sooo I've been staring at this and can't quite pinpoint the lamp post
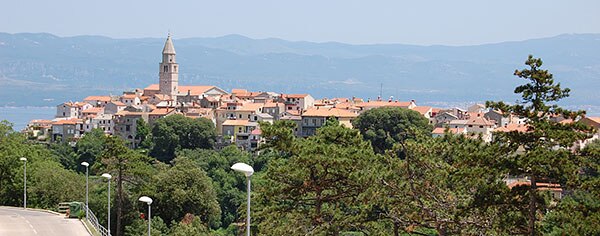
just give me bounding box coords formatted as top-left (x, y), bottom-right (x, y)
top-left (81, 162), bottom-right (89, 219)
top-left (19, 157), bottom-right (27, 208)
top-left (138, 196), bottom-right (153, 236)
top-left (231, 162), bottom-right (254, 236)
top-left (101, 173), bottom-right (112, 236)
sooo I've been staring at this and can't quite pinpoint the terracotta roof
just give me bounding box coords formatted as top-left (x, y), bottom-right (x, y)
top-left (231, 89), bottom-right (248, 94)
top-left (494, 123), bottom-right (530, 133)
top-left (302, 108), bottom-right (358, 118)
top-left (237, 103), bottom-right (264, 112)
top-left (507, 181), bottom-right (562, 191)
top-left (82, 107), bottom-right (104, 114)
top-left (223, 120), bottom-right (254, 126)
top-left (263, 102), bottom-right (282, 108)
top-left (121, 94), bottom-right (137, 99)
top-left (29, 119), bottom-right (53, 126)
top-left (449, 117), bottom-right (495, 126)
top-left (83, 96), bottom-right (112, 102)
top-left (411, 106), bottom-right (432, 115)
top-left (110, 101), bottom-right (126, 106)
top-left (149, 108), bottom-right (173, 115)
top-left (432, 127), bottom-right (465, 134)
top-left (355, 100), bottom-right (412, 108)
top-left (144, 84), bottom-right (216, 96)
top-left (585, 117), bottom-right (600, 124)
top-left (53, 118), bottom-right (81, 125)
top-left (234, 92), bottom-right (261, 98)
top-left (115, 111), bottom-right (145, 116)
top-left (180, 85), bottom-right (217, 96)
top-left (286, 110), bottom-right (301, 116)
top-left (153, 94), bottom-right (173, 101)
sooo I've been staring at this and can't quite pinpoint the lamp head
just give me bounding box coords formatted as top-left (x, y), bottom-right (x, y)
top-left (19, 157), bottom-right (27, 162)
top-left (138, 196), bottom-right (153, 205)
top-left (101, 173), bottom-right (112, 179)
top-left (231, 162), bottom-right (254, 177)
top-left (81, 162), bottom-right (89, 167)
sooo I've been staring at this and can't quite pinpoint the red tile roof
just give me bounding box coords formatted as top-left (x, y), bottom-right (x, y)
top-left (83, 96), bottom-right (112, 102)
top-left (494, 123), bottom-right (530, 133)
top-left (432, 127), bottom-right (465, 134)
top-left (411, 106), bottom-right (432, 115)
top-left (53, 118), bottom-right (81, 125)
top-left (302, 108), bottom-right (358, 118)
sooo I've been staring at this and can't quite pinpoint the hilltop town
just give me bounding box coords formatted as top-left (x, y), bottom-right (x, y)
top-left (23, 36), bottom-right (600, 150)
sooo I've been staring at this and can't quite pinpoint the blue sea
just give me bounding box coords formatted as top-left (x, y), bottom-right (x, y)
top-left (0, 107), bottom-right (56, 131)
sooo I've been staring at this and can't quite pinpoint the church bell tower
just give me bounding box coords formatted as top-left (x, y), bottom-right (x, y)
top-left (159, 34), bottom-right (179, 98)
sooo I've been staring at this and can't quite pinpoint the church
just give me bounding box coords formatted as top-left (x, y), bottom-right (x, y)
top-left (142, 34), bottom-right (227, 107)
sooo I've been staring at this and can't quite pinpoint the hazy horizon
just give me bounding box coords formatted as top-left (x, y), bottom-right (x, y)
top-left (3, 31), bottom-right (599, 47)
top-left (2, 0), bottom-right (599, 46)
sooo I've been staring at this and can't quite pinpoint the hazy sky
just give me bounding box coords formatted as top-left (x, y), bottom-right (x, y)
top-left (2, 0), bottom-right (599, 45)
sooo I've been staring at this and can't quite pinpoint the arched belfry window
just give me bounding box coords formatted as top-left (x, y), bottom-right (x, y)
top-left (164, 65), bottom-right (168, 72)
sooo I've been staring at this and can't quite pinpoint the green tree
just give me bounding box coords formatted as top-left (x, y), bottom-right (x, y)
top-left (28, 159), bottom-right (85, 209)
top-left (352, 107), bottom-right (432, 153)
top-left (542, 139), bottom-right (600, 235)
top-left (255, 120), bottom-right (379, 235)
top-left (135, 118), bottom-right (153, 150)
top-left (124, 215), bottom-right (169, 236)
top-left (152, 157), bottom-right (221, 228)
top-left (372, 132), bottom-right (511, 235)
top-left (76, 128), bottom-right (107, 173)
top-left (178, 146), bottom-right (251, 229)
top-left (486, 55), bottom-right (593, 235)
top-left (258, 120), bottom-right (297, 155)
top-left (150, 115), bottom-right (216, 162)
top-left (49, 142), bottom-right (78, 171)
top-left (169, 214), bottom-right (211, 236)
top-left (99, 136), bottom-right (156, 236)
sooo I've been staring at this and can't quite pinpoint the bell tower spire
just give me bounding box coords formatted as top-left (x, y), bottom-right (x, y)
top-left (159, 34), bottom-right (178, 98)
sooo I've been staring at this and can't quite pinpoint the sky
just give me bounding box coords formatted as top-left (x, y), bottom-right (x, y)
top-left (2, 0), bottom-right (600, 45)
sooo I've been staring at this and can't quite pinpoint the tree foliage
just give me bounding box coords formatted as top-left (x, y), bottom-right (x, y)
top-left (150, 115), bottom-right (216, 162)
top-left (178, 146), bottom-right (251, 229)
top-left (486, 55), bottom-right (594, 235)
top-left (76, 128), bottom-right (107, 173)
top-left (258, 120), bottom-right (297, 155)
top-left (152, 157), bottom-right (221, 228)
top-left (256, 120), bottom-right (380, 235)
top-left (352, 107), bottom-right (432, 153)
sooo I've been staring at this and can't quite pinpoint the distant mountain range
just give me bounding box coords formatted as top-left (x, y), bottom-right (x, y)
top-left (1, 32), bottom-right (599, 113)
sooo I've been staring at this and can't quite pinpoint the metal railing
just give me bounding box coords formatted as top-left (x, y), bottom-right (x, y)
top-left (82, 204), bottom-right (111, 236)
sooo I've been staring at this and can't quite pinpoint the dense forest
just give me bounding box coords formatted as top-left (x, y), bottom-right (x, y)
top-left (0, 56), bottom-right (598, 235)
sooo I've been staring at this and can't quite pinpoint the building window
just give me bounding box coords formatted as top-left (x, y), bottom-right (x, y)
top-left (126, 125), bottom-right (131, 132)
top-left (164, 65), bottom-right (168, 72)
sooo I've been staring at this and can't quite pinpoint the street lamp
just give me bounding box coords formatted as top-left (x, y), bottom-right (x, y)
top-left (231, 162), bottom-right (254, 236)
top-left (138, 196), bottom-right (153, 236)
top-left (19, 157), bottom-right (27, 208)
top-left (101, 173), bottom-right (112, 236)
top-left (81, 162), bottom-right (89, 219)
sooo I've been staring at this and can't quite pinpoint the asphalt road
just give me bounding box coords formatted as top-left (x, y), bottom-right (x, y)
top-left (0, 206), bottom-right (90, 236)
